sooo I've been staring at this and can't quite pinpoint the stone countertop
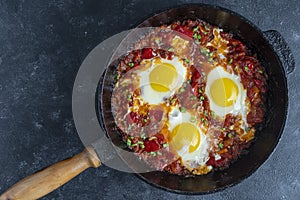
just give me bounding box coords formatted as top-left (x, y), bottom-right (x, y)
top-left (0, 0), bottom-right (299, 199)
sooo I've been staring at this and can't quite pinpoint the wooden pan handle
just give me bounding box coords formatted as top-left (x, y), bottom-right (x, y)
top-left (0, 147), bottom-right (101, 200)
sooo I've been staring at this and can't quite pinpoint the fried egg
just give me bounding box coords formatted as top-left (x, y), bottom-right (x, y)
top-left (137, 57), bottom-right (187, 104)
top-left (205, 66), bottom-right (249, 116)
top-left (167, 107), bottom-right (210, 170)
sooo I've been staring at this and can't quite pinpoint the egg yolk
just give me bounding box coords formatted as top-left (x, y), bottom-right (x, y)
top-left (149, 63), bottom-right (178, 92)
top-left (210, 78), bottom-right (239, 107)
top-left (169, 122), bottom-right (200, 153)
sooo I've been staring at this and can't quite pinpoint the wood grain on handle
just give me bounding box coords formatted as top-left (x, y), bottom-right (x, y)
top-left (0, 147), bottom-right (101, 200)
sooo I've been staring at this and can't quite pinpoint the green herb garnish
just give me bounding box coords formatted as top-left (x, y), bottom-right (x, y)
top-left (170, 98), bottom-right (176, 104)
top-left (198, 87), bottom-right (203, 93)
top-left (218, 142), bottom-right (224, 149)
top-left (258, 69), bottom-right (263, 74)
top-left (211, 111), bottom-right (216, 119)
top-left (126, 139), bottom-right (131, 146)
top-left (193, 33), bottom-right (198, 39)
top-left (228, 133), bottom-right (233, 138)
top-left (137, 141), bottom-right (144, 145)
top-left (244, 66), bottom-right (249, 71)
top-left (180, 107), bottom-right (186, 113)
top-left (163, 143), bottom-right (169, 148)
top-left (193, 26), bottom-right (199, 32)
top-left (200, 96), bottom-right (205, 101)
top-left (190, 96), bottom-right (197, 100)
top-left (229, 58), bottom-right (233, 64)
top-left (190, 117), bottom-right (196, 123)
top-left (127, 94), bottom-right (131, 101)
top-left (168, 47), bottom-right (174, 52)
top-left (185, 58), bottom-right (190, 64)
top-left (128, 62), bottom-right (134, 67)
top-left (150, 152), bottom-right (157, 156)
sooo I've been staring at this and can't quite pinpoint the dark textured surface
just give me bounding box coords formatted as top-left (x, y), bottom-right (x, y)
top-left (0, 0), bottom-right (299, 199)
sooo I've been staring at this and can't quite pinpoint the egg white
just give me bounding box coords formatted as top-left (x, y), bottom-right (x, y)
top-left (168, 108), bottom-right (210, 169)
top-left (137, 57), bottom-right (187, 105)
top-left (205, 66), bottom-right (249, 120)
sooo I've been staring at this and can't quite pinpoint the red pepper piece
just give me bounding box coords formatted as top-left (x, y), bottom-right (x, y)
top-left (190, 65), bottom-right (201, 88)
top-left (141, 48), bottom-right (156, 59)
top-left (128, 112), bottom-right (139, 124)
top-left (173, 25), bottom-right (193, 38)
top-left (144, 139), bottom-right (160, 152)
top-left (254, 79), bottom-right (261, 86)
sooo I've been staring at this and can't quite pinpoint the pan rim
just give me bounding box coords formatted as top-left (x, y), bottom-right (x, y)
top-left (97, 3), bottom-right (288, 195)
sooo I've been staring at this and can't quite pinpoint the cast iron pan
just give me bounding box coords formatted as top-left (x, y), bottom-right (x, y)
top-left (99, 4), bottom-right (295, 194)
top-left (0, 4), bottom-right (295, 199)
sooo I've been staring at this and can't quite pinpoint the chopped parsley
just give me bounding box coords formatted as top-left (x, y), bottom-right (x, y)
top-left (190, 117), bottom-right (196, 123)
top-left (245, 127), bottom-right (250, 132)
top-left (168, 47), bottom-right (174, 52)
top-left (258, 69), bottom-right (263, 74)
top-left (211, 111), bottom-right (216, 119)
top-left (190, 95), bottom-right (197, 100)
top-left (218, 142), bottom-right (224, 149)
top-left (228, 133), bottom-right (233, 138)
top-left (180, 107), bottom-right (187, 113)
top-left (200, 96), bottom-right (205, 101)
top-left (244, 66), bottom-right (249, 71)
top-left (126, 139), bottom-right (131, 146)
top-left (185, 58), bottom-right (190, 64)
top-left (137, 141), bottom-right (144, 145)
top-left (150, 152), bottom-right (157, 156)
top-left (198, 87), bottom-right (204, 93)
top-left (171, 99), bottom-right (176, 104)
top-left (229, 58), bottom-right (233, 64)
top-left (170, 98), bottom-right (176, 104)
top-left (128, 62), bottom-right (134, 67)
top-left (163, 143), bottom-right (169, 148)
top-left (127, 94), bottom-right (131, 101)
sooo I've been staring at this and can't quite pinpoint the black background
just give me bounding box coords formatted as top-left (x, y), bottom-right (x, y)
top-left (0, 0), bottom-right (299, 199)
